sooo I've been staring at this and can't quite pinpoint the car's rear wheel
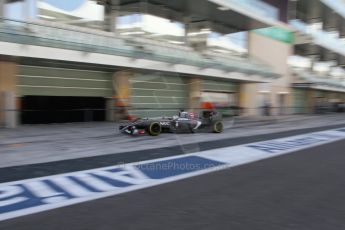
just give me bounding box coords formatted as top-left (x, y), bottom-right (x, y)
top-left (147, 122), bottom-right (161, 136)
top-left (189, 124), bottom-right (196, 133)
top-left (212, 121), bottom-right (223, 133)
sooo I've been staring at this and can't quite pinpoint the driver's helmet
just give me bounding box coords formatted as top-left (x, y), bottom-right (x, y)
top-left (179, 111), bottom-right (189, 118)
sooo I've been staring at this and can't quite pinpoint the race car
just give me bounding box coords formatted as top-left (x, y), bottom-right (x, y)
top-left (119, 110), bottom-right (223, 136)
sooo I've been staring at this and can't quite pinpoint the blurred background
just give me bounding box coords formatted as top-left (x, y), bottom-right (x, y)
top-left (0, 0), bottom-right (345, 128)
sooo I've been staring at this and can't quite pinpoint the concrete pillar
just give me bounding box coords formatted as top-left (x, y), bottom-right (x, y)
top-left (110, 9), bottom-right (117, 33)
top-left (306, 89), bottom-right (316, 114)
top-left (3, 91), bottom-right (17, 128)
top-left (0, 61), bottom-right (18, 128)
top-left (238, 83), bottom-right (259, 116)
top-left (105, 0), bottom-right (119, 33)
top-left (112, 71), bottom-right (132, 120)
top-left (339, 92), bottom-right (345, 103)
top-left (183, 17), bottom-right (190, 46)
top-left (107, 6), bottom-right (118, 33)
top-left (105, 97), bottom-right (114, 122)
top-left (322, 7), bottom-right (338, 34)
top-left (309, 56), bottom-right (320, 72)
top-left (22, 0), bottom-right (31, 21)
top-left (188, 77), bottom-right (201, 112)
top-left (286, 88), bottom-right (294, 115)
top-left (287, 0), bottom-right (298, 20)
top-left (185, 20), bottom-right (210, 51)
top-left (1, 98), bottom-right (4, 127)
top-left (0, 0), bottom-right (5, 19)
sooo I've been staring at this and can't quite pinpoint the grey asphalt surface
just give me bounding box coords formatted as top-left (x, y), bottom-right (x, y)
top-left (1, 137), bottom-right (345, 229)
top-left (1, 114), bottom-right (345, 168)
top-left (1, 122), bottom-right (345, 183)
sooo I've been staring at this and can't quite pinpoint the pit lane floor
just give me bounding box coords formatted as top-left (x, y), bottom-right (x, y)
top-left (1, 132), bottom-right (345, 229)
top-left (0, 114), bottom-right (345, 169)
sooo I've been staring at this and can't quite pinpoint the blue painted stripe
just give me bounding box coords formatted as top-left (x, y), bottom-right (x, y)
top-left (136, 156), bottom-right (224, 179)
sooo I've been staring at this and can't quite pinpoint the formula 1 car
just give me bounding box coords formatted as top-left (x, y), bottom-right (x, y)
top-left (119, 110), bottom-right (223, 136)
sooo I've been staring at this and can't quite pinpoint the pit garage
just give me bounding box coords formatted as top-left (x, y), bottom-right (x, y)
top-left (129, 73), bottom-right (189, 118)
top-left (21, 96), bottom-right (106, 124)
top-left (201, 79), bottom-right (239, 116)
top-left (17, 65), bottom-right (113, 124)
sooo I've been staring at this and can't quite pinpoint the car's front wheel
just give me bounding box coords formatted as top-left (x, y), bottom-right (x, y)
top-left (147, 122), bottom-right (162, 136)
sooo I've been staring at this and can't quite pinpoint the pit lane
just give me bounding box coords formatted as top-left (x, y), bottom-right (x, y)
top-left (1, 114), bottom-right (345, 183)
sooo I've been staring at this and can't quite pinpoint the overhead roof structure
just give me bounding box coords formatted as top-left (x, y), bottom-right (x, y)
top-left (293, 30), bottom-right (345, 65)
top-left (96, 0), bottom-right (282, 34)
top-left (294, 0), bottom-right (345, 36)
top-left (289, 0), bottom-right (345, 66)
top-left (6, 0), bottom-right (285, 34)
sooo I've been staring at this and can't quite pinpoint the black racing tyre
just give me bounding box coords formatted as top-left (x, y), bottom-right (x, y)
top-left (212, 121), bottom-right (223, 133)
top-left (147, 122), bottom-right (162, 136)
top-left (169, 122), bottom-right (177, 133)
top-left (189, 124), bottom-right (196, 133)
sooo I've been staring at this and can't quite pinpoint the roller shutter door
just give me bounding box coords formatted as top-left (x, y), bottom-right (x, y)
top-left (202, 79), bottom-right (239, 116)
top-left (202, 79), bottom-right (238, 93)
top-left (17, 65), bottom-right (113, 124)
top-left (17, 65), bottom-right (113, 97)
top-left (293, 88), bottom-right (308, 114)
top-left (130, 73), bottom-right (188, 117)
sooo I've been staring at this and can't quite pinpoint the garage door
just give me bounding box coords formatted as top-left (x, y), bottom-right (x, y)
top-left (293, 88), bottom-right (308, 114)
top-left (17, 65), bottom-right (113, 124)
top-left (202, 79), bottom-right (238, 93)
top-left (17, 65), bottom-right (113, 97)
top-left (129, 73), bottom-right (188, 117)
top-left (202, 79), bottom-right (239, 116)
